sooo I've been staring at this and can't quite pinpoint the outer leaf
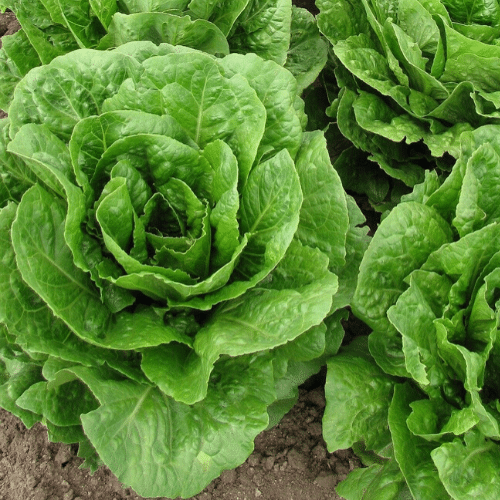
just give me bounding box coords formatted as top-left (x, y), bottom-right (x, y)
top-left (47, 0), bottom-right (105, 49)
top-left (432, 431), bottom-right (500, 499)
top-left (284, 7), bottom-right (328, 93)
top-left (323, 337), bottom-right (395, 453)
top-left (332, 194), bottom-right (370, 311)
top-left (61, 355), bottom-right (277, 499)
top-left (8, 48), bottom-right (143, 140)
top-left (353, 201), bottom-right (453, 332)
top-left (336, 459), bottom-right (410, 500)
top-left (119, 0), bottom-right (190, 12)
top-left (293, 130), bottom-right (349, 271)
top-left (317, 0), bottom-right (371, 45)
top-left (5, 0), bottom-right (78, 64)
top-left (0, 355), bottom-right (43, 429)
top-left (99, 12), bottom-right (230, 55)
top-left (0, 30), bottom-right (40, 111)
top-left (89, 0), bottom-right (117, 28)
top-left (208, 0), bottom-right (250, 35)
top-left (141, 51), bottom-right (266, 183)
top-left (0, 119), bottom-right (35, 207)
top-left (229, 0), bottom-right (292, 65)
top-left (389, 383), bottom-right (451, 500)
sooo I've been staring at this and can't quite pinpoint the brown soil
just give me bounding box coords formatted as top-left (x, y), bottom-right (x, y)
top-left (0, 3), bottom-right (365, 499)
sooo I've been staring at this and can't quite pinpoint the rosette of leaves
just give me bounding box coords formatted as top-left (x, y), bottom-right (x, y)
top-left (323, 124), bottom-right (500, 499)
top-left (317, 0), bottom-right (500, 208)
top-left (0, 0), bottom-right (327, 110)
top-left (0, 41), bottom-right (365, 498)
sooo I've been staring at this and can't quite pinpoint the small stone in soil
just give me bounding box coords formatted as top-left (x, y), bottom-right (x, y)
top-left (264, 456), bottom-right (275, 470)
top-left (286, 448), bottom-right (309, 471)
top-left (247, 453), bottom-right (261, 467)
top-left (220, 468), bottom-right (237, 484)
top-left (314, 472), bottom-right (337, 489)
top-left (312, 443), bottom-right (327, 461)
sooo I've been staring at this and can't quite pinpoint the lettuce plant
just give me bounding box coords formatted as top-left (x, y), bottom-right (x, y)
top-left (324, 125), bottom-right (500, 499)
top-left (317, 0), bottom-right (500, 206)
top-left (0, 0), bottom-right (327, 110)
top-left (0, 41), bottom-right (365, 498)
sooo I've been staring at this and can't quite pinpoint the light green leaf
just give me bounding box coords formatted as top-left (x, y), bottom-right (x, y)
top-left (9, 48), bottom-right (143, 140)
top-left (0, 119), bottom-right (35, 207)
top-left (143, 249), bottom-right (337, 404)
top-left (389, 383), bottom-right (451, 499)
top-left (238, 148), bottom-right (302, 278)
top-left (323, 337), bottom-right (395, 453)
top-left (388, 270), bottom-right (452, 385)
top-left (203, 140), bottom-right (240, 268)
top-left (336, 459), bottom-right (410, 500)
top-left (89, 0), bottom-right (117, 28)
top-left (119, 0), bottom-right (190, 12)
top-left (317, 0), bottom-right (372, 45)
top-left (0, 30), bottom-right (40, 110)
top-left (432, 431), bottom-right (500, 500)
top-left (7, 0), bottom-right (78, 64)
top-left (209, 0), bottom-right (250, 35)
top-left (142, 51), bottom-right (266, 183)
top-left (285, 7), bottom-right (328, 93)
top-left (47, 0), bottom-right (104, 49)
top-left (69, 110), bottom-right (193, 195)
top-left (59, 355), bottom-right (276, 499)
top-left (219, 52), bottom-right (305, 162)
top-left (454, 141), bottom-right (500, 236)
top-left (229, 0), bottom-right (292, 65)
top-left (99, 12), bottom-right (230, 55)
top-left (0, 358), bottom-right (44, 429)
top-left (442, 0), bottom-right (500, 25)
top-left (353, 202), bottom-right (453, 332)
top-left (293, 130), bottom-right (348, 271)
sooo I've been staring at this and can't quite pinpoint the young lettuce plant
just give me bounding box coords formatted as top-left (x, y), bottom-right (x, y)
top-left (317, 0), bottom-right (500, 208)
top-left (324, 124), bottom-right (500, 499)
top-left (0, 0), bottom-right (327, 110)
top-left (0, 41), bottom-right (363, 498)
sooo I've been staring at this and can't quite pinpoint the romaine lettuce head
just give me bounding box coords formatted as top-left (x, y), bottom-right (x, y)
top-left (0, 0), bottom-right (327, 111)
top-left (317, 0), bottom-right (500, 205)
top-left (0, 41), bottom-right (356, 498)
top-left (324, 125), bottom-right (500, 499)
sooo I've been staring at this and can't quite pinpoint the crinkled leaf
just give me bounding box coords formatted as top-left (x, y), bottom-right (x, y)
top-left (219, 52), bottom-right (305, 162)
top-left (293, 130), bottom-right (348, 271)
top-left (389, 383), bottom-right (451, 500)
top-left (284, 7), bottom-right (328, 93)
top-left (229, 0), bottom-right (292, 65)
top-left (142, 51), bottom-right (266, 183)
top-left (432, 431), bottom-right (500, 500)
top-left (8, 48), bottom-right (143, 140)
top-left (59, 355), bottom-right (276, 499)
top-left (99, 12), bottom-right (230, 55)
top-left (353, 201), bottom-right (453, 332)
top-left (323, 337), bottom-right (395, 453)
top-left (336, 459), bottom-right (410, 500)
